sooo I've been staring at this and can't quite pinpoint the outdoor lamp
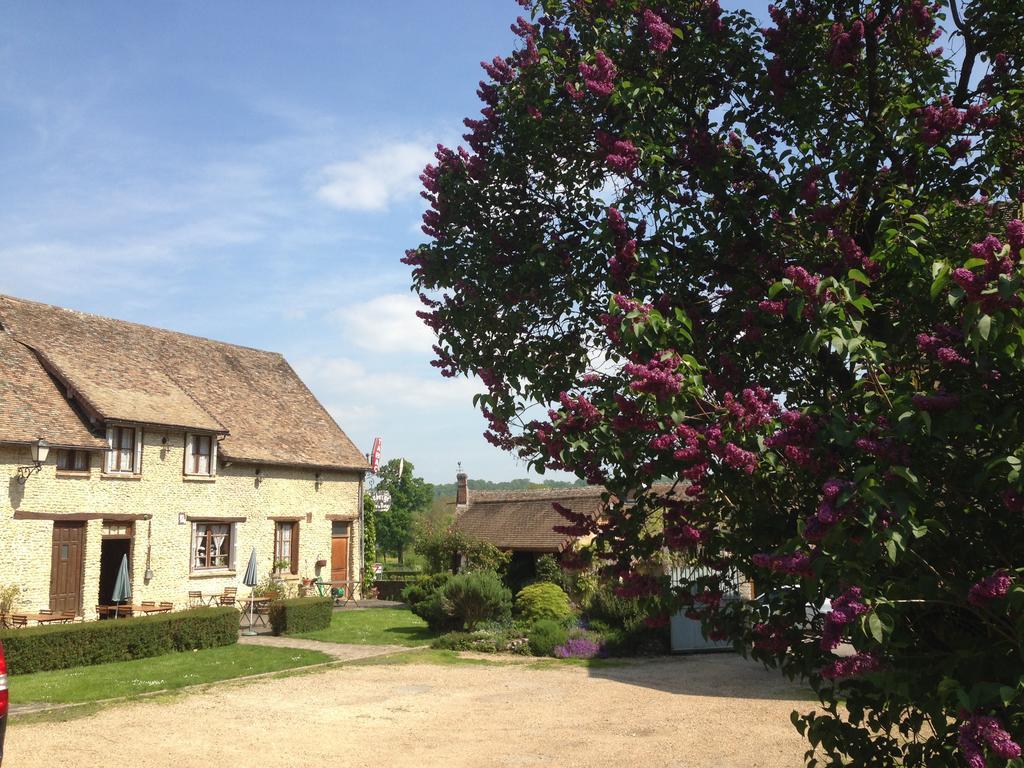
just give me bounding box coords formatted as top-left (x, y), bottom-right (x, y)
top-left (16, 438), bottom-right (50, 484)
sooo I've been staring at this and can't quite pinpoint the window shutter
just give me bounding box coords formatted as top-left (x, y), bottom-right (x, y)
top-left (291, 522), bottom-right (300, 575)
top-left (184, 434), bottom-right (194, 474)
top-left (230, 523), bottom-right (238, 570)
top-left (210, 438), bottom-right (218, 476)
top-left (134, 429), bottom-right (144, 474)
top-left (105, 427), bottom-right (114, 472)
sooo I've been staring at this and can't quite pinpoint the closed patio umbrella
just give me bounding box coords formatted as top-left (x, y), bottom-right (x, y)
top-left (111, 554), bottom-right (132, 619)
top-left (241, 548), bottom-right (258, 636)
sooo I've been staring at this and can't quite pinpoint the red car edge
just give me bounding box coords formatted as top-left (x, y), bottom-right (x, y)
top-left (0, 640), bottom-right (8, 765)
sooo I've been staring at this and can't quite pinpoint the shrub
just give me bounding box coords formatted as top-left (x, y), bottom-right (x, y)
top-left (534, 555), bottom-right (561, 585)
top-left (432, 630), bottom-right (500, 654)
top-left (590, 623), bottom-right (668, 657)
top-left (414, 524), bottom-right (510, 575)
top-left (402, 573), bottom-right (451, 608)
top-left (584, 584), bottom-right (648, 632)
top-left (554, 634), bottom-right (602, 659)
top-left (0, 585), bottom-right (21, 616)
top-left (515, 582), bottom-right (573, 623)
top-left (441, 570), bottom-right (512, 630)
top-left (403, 573), bottom-right (462, 633)
top-left (0, 607), bottom-right (238, 674)
top-left (527, 619), bottom-right (569, 657)
top-left (267, 597), bottom-right (333, 636)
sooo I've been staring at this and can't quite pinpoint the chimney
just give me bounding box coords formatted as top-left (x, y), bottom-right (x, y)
top-left (456, 471), bottom-right (469, 507)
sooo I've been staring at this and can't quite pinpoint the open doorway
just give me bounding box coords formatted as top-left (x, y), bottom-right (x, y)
top-left (98, 521), bottom-right (133, 611)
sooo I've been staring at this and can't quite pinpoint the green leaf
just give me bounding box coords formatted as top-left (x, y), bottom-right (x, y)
top-left (867, 612), bottom-right (884, 643)
top-left (978, 314), bottom-right (992, 341)
top-left (890, 466), bottom-right (919, 487)
top-left (848, 268), bottom-right (870, 286)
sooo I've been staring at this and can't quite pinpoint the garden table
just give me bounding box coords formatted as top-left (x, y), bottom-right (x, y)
top-left (239, 596), bottom-right (272, 627)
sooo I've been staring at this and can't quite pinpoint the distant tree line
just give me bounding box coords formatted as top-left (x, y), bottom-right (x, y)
top-left (430, 477), bottom-right (587, 499)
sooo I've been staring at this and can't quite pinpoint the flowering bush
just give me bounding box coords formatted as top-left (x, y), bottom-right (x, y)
top-left (407, 0), bottom-right (1024, 765)
top-left (554, 634), bottom-right (603, 659)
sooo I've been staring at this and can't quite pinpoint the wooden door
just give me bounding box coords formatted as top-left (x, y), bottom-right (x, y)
top-left (50, 521), bottom-right (85, 615)
top-left (331, 535), bottom-right (349, 584)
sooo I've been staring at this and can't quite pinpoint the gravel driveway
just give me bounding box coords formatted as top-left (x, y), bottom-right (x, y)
top-left (5, 653), bottom-right (812, 768)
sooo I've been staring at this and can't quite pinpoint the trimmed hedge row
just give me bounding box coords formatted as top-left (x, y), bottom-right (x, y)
top-left (268, 597), bottom-right (333, 635)
top-left (0, 606), bottom-right (239, 674)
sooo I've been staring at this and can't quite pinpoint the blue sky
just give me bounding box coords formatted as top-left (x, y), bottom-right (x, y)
top-left (0, 2), bottom-right (771, 484)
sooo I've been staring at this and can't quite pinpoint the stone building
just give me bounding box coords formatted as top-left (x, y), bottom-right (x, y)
top-left (0, 295), bottom-right (368, 618)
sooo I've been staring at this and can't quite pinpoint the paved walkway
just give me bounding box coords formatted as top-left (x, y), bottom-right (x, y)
top-left (236, 633), bottom-right (411, 661)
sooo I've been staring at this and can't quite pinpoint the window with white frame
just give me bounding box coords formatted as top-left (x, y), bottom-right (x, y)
top-left (191, 522), bottom-right (234, 571)
top-left (184, 433), bottom-right (217, 476)
top-left (105, 425), bottom-right (142, 474)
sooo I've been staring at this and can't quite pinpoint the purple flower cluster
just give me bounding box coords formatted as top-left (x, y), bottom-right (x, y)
top-left (784, 264), bottom-right (821, 295)
top-left (751, 551), bottom-right (813, 576)
top-left (642, 9), bottom-right (673, 53)
top-left (624, 352), bottom-right (684, 399)
top-left (579, 51), bottom-right (617, 97)
top-left (820, 652), bottom-right (879, 680)
top-left (554, 636), bottom-right (602, 659)
top-left (551, 501), bottom-right (600, 538)
top-left (917, 329), bottom-right (970, 368)
top-left (722, 387), bottom-right (778, 431)
top-left (723, 442), bottom-right (758, 474)
top-left (911, 392), bottom-right (960, 412)
top-left (821, 587), bottom-right (868, 651)
top-left (1008, 219), bottom-right (1024, 253)
top-left (766, 410), bottom-right (820, 469)
top-left (918, 97), bottom-right (993, 147)
top-left (959, 714), bottom-right (1022, 768)
top-left (757, 298), bottom-right (787, 316)
top-left (752, 622), bottom-right (790, 654)
top-left (557, 391), bottom-right (602, 430)
top-left (597, 131), bottom-right (640, 175)
top-left (804, 478), bottom-right (852, 542)
top-left (967, 571), bottom-right (1012, 607)
top-left (829, 20), bottom-right (864, 68)
top-left (481, 56), bottom-right (515, 85)
top-left (606, 206), bottom-right (640, 284)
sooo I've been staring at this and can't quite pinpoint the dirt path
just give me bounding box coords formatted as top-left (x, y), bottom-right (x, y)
top-left (236, 633), bottom-right (411, 660)
top-left (6, 654), bottom-right (812, 768)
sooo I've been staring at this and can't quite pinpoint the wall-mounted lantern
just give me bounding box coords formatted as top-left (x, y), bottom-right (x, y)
top-left (16, 438), bottom-right (50, 484)
top-left (314, 472), bottom-right (323, 490)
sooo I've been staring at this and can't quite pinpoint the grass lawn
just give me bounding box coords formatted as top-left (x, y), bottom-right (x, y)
top-left (296, 607), bottom-right (435, 647)
top-left (11, 645), bottom-right (332, 706)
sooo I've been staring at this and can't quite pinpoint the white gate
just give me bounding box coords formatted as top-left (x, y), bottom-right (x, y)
top-left (669, 563), bottom-right (741, 654)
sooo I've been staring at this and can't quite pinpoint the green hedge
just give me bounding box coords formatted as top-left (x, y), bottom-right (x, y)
top-left (268, 597), bottom-right (333, 635)
top-left (0, 607), bottom-right (239, 675)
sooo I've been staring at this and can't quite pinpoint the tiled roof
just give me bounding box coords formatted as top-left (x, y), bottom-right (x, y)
top-left (0, 295), bottom-right (368, 471)
top-left (453, 486), bottom-right (608, 552)
top-left (451, 483), bottom-right (686, 552)
top-left (0, 333), bottom-right (107, 450)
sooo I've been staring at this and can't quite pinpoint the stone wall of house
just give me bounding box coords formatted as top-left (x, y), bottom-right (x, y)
top-left (0, 430), bottom-right (363, 619)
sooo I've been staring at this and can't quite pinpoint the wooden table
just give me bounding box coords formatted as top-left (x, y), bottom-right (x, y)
top-left (97, 604), bottom-right (171, 618)
top-left (1, 612), bottom-right (74, 626)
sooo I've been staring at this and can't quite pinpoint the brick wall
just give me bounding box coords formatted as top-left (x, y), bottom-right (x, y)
top-left (0, 429), bottom-right (362, 618)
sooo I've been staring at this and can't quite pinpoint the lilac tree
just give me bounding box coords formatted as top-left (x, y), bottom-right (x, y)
top-left (406, 1), bottom-right (1024, 764)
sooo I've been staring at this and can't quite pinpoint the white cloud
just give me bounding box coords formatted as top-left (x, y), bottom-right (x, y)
top-left (315, 141), bottom-right (433, 212)
top-left (331, 292), bottom-right (434, 354)
top-left (294, 354), bottom-right (480, 416)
